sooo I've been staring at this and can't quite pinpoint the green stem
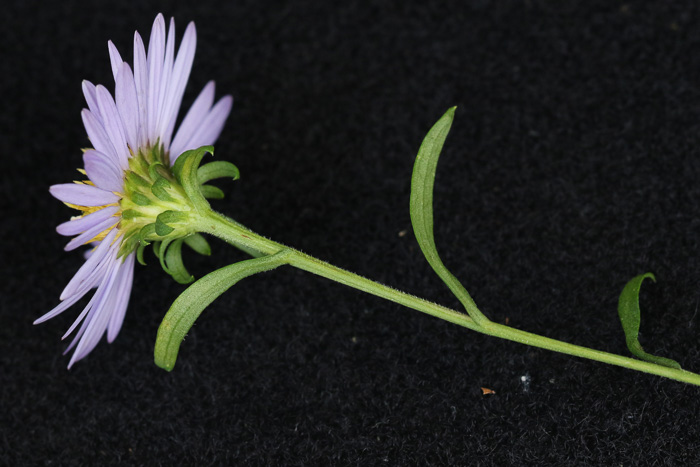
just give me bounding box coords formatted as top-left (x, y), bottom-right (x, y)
top-left (196, 209), bottom-right (700, 387)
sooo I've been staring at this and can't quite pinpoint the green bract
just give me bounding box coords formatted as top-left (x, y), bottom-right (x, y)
top-left (118, 145), bottom-right (240, 284)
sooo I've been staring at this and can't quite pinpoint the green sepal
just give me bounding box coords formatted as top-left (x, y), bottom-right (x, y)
top-left (197, 161), bottom-right (240, 184)
top-left (155, 220), bottom-right (174, 236)
top-left (618, 273), bottom-right (681, 369)
top-left (136, 242), bottom-right (149, 266)
top-left (154, 210), bottom-right (187, 237)
top-left (164, 239), bottom-right (194, 284)
top-left (154, 249), bottom-right (293, 371)
top-left (176, 146), bottom-right (214, 212)
top-left (184, 233), bottom-right (211, 256)
top-left (125, 171), bottom-right (150, 189)
top-left (158, 237), bottom-right (174, 275)
top-left (151, 176), bottom-right (174, 202)
top-left (148, 161), bottom-right (168, 181)
top-left (121, 209), bottom-right (143, 220)
top-left (200, 184), bottom-right (225, 199)
top-left (131, 192), bottom-right (152, 206)
top-left (138, 223), bottom-right (157, 243)
top-left (409, 107), bottom-right (488, 326)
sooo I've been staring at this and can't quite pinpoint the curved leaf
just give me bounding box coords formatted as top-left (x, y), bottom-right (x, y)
top-left (409, 107), bottom-right (488, 325)
top-left (618, 273), bottom-right (681, 369)
top-left (154, 249), bottom-right (293, 371)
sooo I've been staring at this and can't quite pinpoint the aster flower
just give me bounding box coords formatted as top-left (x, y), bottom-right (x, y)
top-left (36, 13), bottom-right (232, 368)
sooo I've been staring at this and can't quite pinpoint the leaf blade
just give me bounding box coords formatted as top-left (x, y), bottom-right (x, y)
top-left (409, 108), bottom-right (488, 325)
top-left (154, 250), bottom-right (292, 371)
top-left (617, 273), bottom-right (681, 369)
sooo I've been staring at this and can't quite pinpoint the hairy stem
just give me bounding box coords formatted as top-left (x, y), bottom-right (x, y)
top-left (195, 209), bottom-right (700, 387)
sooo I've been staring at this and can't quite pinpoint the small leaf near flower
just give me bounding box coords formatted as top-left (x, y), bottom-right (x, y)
top-left (155, 249), bottom-right (293, 371)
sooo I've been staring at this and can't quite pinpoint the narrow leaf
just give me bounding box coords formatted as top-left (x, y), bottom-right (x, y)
top-left (409, 107), bottom-right (488, 325)
top-left (154, 249), bottom-right (293, 371)
top-left (618, 273), bottom-right (681, 369)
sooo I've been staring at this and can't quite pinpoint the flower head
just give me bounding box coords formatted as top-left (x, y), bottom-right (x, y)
top-left (37, 14), bottom-right (232, 368)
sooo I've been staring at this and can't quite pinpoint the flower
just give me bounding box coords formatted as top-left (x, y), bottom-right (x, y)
top-left (36, 14), bottom-right (233, 368)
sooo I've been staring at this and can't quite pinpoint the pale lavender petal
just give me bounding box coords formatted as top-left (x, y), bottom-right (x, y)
top-left (156, 18), bottom-right (176, 143)
top-left (147, 14), bottom-right (166, 143)
top-left (50, 183), bottom-right (119, 206)
top-left (96, 85), bottom-right (130, 169)
top-left (133, 32), bottom-right (149, 148)
top-left (82, 81), bottom-right (102, 122)
top-left (173, 96), bottom-right (233, 159)
top-left (61, 229), bottom-right (117, 300)
top-left (34, 292), bottom-right (88, 325)
top-left (63, 244), bottom-right (120, 350)
top-left (107, 254), bottom-right (135, 342)
top-left (56, 205), bottom-right (119, 236)
top-left (107, 41), bottom-right (123, 82)
top-left (115, 62), bottom-right (140, 152)
top-left (84, 243), bottom-right (99, 260)
top-left (84, 150), bottom-right (123, 192)
top-left (67, 251), bottom-right (123, 368)
top-left (160, 22), bottom-right (197, 149)
top-left (169, 81), bottom-right (215, 159)
top-left (64, 217), bottom-right (119, 251)
top-left (82, 109), bottom-right (119, 163)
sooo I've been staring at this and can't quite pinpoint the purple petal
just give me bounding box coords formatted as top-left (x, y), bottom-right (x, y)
top-left (108, 40), bottom-right (123, 82)
top-left (64, 218), bottom-right (118, 252)
top-left (107, 253), bottom-right (135, 342)
top-left (60, 229), bottom-right (118, 300)
top-left (96, 85), bottom-right (130, 169)
top-left (115, 62), bottom-right (140, 152)
top-left (83, 149), bottom-right (123, 192)
top-left (56, 205), bottom-right (119, 236)
top-left (160, 22), bottom-right (197, 149)
top-left (50, 183), bottom-right (119, 206)
top-left (133, 32), bottom-right (149, 149)
top-left (169, 81), bottom-right (215, 160)
top-left (175, 96), bottom-right (233, 157)
top-left (82, 81), bottom-right (102, 122)
top-left (67, 251), bottom-right (123, 368)
top-left (147, 14), bottom-right (166, 144)
top-left (34, 291), bottom-right (88, 325)
top-left (156, 18), bottom-right (176, 143)
top-left (82, 109), bottom-right (119, 164)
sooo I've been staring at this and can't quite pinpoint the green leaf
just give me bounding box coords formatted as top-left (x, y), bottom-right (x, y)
top-left (154, 249), bottom-right (293, 371)
top-left (409, 107), bottom-right (488, 325)
top-left (184, 233), bottom-right (211, 256)
top-left (198, 160), bottom-right (240, 184)
top-left (164, 238), bottom-right (194, 284)
top-left (618, 273), bottom-right (681, 369)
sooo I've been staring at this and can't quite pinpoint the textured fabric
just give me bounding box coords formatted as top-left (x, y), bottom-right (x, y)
top-left (3, 1), bottom-right (700, 464)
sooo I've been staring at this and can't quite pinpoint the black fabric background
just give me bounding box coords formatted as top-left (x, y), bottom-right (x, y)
top-left (3, 0), bottom-right (700, 465)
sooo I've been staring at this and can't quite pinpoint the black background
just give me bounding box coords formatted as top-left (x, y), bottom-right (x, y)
top-left (3, 0), bottom-right (700, 465)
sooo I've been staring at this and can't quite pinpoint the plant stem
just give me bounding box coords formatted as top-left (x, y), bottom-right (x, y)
top-left (196, 209), bottom-right (700, 387)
